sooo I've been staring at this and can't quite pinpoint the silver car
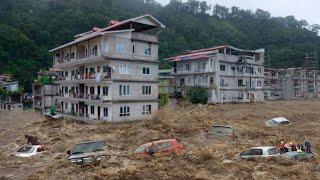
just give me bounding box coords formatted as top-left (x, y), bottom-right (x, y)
top-left (239, 146), bottom-right (280, 159)
top-left (265, 117), bottom-right (290, 127)
top-left (67, 141), bottom-right (110, 164)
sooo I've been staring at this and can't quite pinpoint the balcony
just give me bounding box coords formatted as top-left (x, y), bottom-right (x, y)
top-left (173, 67), bottom-right (215, 75)
top-left (54, 54), bottom-right (104, 68)
top-left (57, 93), bottom-right (111, 102)
top-left (56, 72), bottom-right (112, 83)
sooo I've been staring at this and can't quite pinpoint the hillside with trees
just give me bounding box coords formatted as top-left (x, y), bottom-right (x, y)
top-left (1, 0), bottom-right (320, 90)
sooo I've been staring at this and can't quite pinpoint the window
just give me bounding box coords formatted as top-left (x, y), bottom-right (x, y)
top-left (90, 86), bottom-right (94, 94)
top-left (132, 44), bottom-right (135, 53)
top-left (92, 45), bottom-right (98, 56)
top-left (220, 79), bottom-right (227, 86)
top-left (144, 47), bottom-right (151, 55)
top-left (65, 87), bottom-right (68, 94)
top-left (238, 79), bottom-right (243, 86)
top-left (186, 64), bottom-right (190, 71)
top-left (220, 64), bottom-right (226, 71)
top-left (103, 66), bottom-right (110, 73)
top-left (142, 105), bottom-right (152, 115)
top-left (103, 87), bottom-right (108, 96)
top-left (250, 149), bottom-right (263, 156)
top-left (70, 52), bottom-right (75, 59)
top-left (97, 86), bottom-right (101, 95)
top-left (120, 106), bottom-right (130, 117)
top-left (142, 86), bottom-right (152, 95)
top-left (65, 71), bottom-right (69, 77)
top-left (202, 63), bottom-right (206, 70)
top-left (258, 68), bottom-right (262, 73)
top-left (103, 107), bottom-right (108, 117)
top-left (119, 85), bottom-right (130, 95)
top-left (257, 81), bottom-right (262, 87)
top-left (143, 67), bottom-right (150, 75)
top-left (91, 106), bottom-right (94, 115)
top-left (116, 44), bottom-right (125, 53)
top-left (119, 65), bottom-right (130, 74)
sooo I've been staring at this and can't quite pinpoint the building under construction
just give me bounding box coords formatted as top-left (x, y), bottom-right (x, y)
top-left (264, 53), bottom-right (319, 100)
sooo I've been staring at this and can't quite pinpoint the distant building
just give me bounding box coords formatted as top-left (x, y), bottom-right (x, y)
top-left (50, 14), bottom-right (165, 122)
top-left (0, 74), bottom-right (22, 109)
top-left (33, 69), bottom-right (61, 114)
top-left (168, 45), bottom-right (265, 103)
top-left (264, 67), bottom-right (319, 100)
top-left (158, 69), bottom-right (175, 97)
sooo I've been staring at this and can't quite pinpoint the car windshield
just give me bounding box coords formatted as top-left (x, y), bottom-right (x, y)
top-left (71, 141), bottom-right (104, 155)
top-left (268, 120), bottom-right (279, 126)
top-left (17, 146), bottom-right (35, 153)
top-left (211, 126), bottom-right (233, 135)
top-left (279, 121), bottom-right (289, 125)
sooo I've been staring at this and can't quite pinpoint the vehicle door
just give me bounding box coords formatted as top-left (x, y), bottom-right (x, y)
top-left (156, 142), bottom-right (173, 153)
top-left (267, 148), bottom-right (280, 157)
top-left (294, 153), bottom-right (308, 160)
top-left (241, 149), bottom-right (263, 158)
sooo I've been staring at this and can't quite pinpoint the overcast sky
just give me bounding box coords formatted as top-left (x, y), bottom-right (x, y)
top-left (156, 0), bottom-right (320, 25)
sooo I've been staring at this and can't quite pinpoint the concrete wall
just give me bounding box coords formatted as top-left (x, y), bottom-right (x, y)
top-left (111, 102), bottom-right (158, 122)
top-left (110, 82), bottom-right (158, 101)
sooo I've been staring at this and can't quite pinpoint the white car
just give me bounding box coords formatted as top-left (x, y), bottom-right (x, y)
top-left (13, 145), bottom-right (47, 157)
top-left (239, 146), bottom-right (280, 159)
top-left (265, 117), bottom-right (290, 127)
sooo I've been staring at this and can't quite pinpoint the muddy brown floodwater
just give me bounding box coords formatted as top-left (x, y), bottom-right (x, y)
top-left (0, 100), bottom-right (320, 179)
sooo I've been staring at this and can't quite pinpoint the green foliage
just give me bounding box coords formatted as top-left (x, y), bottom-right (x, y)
top-left (186, 86), bottom-right (208, 104)
top-left (0, 88), bottom-right (11, 98)
top-left (159, 93), bottom-right (169, 107)
top-left (0, 0), bottom-right (320, 91)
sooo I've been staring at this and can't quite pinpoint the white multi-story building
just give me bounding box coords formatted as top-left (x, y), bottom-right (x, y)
top-left (169, 45), bottom-right (265, 103)
top-left (50, 14), bottom-right (165, 122)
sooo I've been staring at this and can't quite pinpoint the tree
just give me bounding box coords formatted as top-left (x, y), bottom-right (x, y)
top-left (213, 4), bottom-right (229, 19)
top-left (199, 1), bottom-right (210, 15)
top-left (255, 9), bottom-right (270, 20)
top-left (186, 86), bottom-right (209, 104)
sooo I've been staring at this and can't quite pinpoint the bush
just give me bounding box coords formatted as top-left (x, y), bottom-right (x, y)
top-left (186, 86), bottom-right (208, 104)
top-left (159, 93), bottom-right (169, 107)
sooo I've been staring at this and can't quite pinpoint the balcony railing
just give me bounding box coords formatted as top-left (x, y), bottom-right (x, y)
top-left (60, 93), bottom-right (108, 101)
top-left (57, 72), bottom-right (112, 82)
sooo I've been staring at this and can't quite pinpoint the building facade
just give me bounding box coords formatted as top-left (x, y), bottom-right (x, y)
top-left (50, 14), bottom-right (165, 122)
top-left (264, 67), bottom-right (319, 100)
top-left (33, 70), bottom-right (61, 114)
top-left (0, 74), bottom-right (22, 109)
top-left (169, 45), bottom-right (265, 103)
top-left (158, 69), bottom-right (175, 97)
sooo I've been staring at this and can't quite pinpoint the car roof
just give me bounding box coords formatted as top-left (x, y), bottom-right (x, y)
top-left (76, 140), bottom-right (104, 145)
top-left (270, 117), bottom-right (289, 123)
top-left (140, 139), bottom-right (178, 147)
top-left (212, 125), bottom-right (233, 129)
top-left (21, 145), bottom-right (42, 148)
top-left (251, 146), bottom-right (276, 150)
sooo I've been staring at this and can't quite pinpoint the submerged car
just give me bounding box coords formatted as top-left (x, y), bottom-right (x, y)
top-left (282, 151), bottom-right (313, 160)
top-left (135, 139), bottom-right (184, 155)
top-left (239, 146), bottom-right (280, 159)
top-left (67, 141), bottom-right (110, 164)
top-left (44, 112), bottom-right (63, 120)
top-left (204, 125), bottom-right (236, 141)
top-left (265, 117), bottom-right (290, 127)
top-left (13, 145), bottom-right (47, 157)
